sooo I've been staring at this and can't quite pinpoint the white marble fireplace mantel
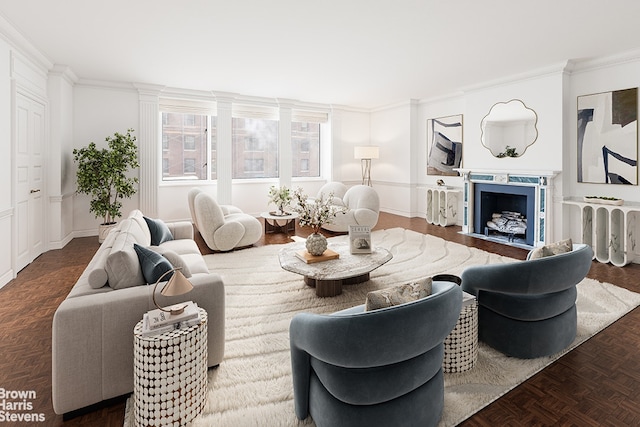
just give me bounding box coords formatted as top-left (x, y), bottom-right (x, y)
top-left (454, 168), bottom-right (560, 247)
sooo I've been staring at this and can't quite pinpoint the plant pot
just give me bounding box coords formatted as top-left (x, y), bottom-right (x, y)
top-left (306, 233), bottom-right (328, 256)
top-left (98, 222), bottom-right (117, 243)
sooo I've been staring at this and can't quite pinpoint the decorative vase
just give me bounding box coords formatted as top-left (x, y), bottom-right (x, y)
top-left (277, 204), bottom-right (286, 216)
top-left (306, 233), bottom-right (327, 256)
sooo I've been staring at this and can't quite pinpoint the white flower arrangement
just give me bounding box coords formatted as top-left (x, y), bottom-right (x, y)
top-left (268, 185), bottom-right (292, 214)
top-left (292, 187), bottom-right (345, 234)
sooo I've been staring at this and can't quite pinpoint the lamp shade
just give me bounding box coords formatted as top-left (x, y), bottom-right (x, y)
top-left (161, 269), bottom-right (193, 296)
top-left (354, 146), bottom-right (379, 160)
top-left (152, 267), bottom-right (194, 315)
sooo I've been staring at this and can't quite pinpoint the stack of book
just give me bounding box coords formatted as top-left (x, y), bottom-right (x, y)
top-left (141, 301), bottom-right (201, 337)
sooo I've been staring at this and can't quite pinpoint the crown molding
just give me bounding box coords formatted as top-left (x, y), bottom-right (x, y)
top-left (460, 61), bottom-right (570, 94)
top-left (567, 48), bottom-right (640, 75)
top-left (0, 13), bottom-right (52, 71)
top-left (49, 64), bottom-right (78, 85)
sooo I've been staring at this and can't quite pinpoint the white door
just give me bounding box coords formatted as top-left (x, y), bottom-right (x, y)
top-left (15, 92), bottom-right (45, 272)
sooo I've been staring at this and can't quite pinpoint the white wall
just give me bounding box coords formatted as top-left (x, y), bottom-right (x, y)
top-left (0, 39), bottom-right (12, 287)
top-left (72, 84), bottom-right (139, 235)
top-left (48, 66), bottom-right (76, 248)
top-left (370, 102), bottom-right (414, 216)
top-left (463, 70), bottom-right (565, 174)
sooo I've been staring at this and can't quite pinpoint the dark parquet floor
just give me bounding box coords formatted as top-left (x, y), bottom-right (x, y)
top-left (1, 212), bottom-right (639, 426)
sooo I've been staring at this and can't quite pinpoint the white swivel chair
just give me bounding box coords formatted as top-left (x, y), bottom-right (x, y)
top-left (189, 188), bottom-right (262, 251)
top-left (322, 185), bottom-right (380, 232)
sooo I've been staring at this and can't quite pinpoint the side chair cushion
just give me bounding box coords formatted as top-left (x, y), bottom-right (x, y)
top-left (365, 278), bottom-right (432, 311)
top-left (144, 216), bottom-right (174, 246)
top-left (134, 243), bottom-right (174, 284)
top-left (528, 238), bottom-right (572, 260)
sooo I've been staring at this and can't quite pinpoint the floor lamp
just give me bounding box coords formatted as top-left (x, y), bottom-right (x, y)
top-left (354, 146), bottom-right (379, 186)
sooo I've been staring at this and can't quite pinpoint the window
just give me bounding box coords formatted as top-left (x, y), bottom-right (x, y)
top-left (232, 115), bottom-right (278, 179)
top-left (292, 121), bottom-right (320, 177)
top-left (184, 158), bottom-right (196, 174)
top-left (161, 112), bottom-right (213, 181)
top-left (244, 158), bottom-right (265, 173)
top-left (184, 135), bottom-right (196, 150)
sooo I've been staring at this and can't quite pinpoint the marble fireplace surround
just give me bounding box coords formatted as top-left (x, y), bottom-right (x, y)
top-left (456, 169), bottom-right (559, 248)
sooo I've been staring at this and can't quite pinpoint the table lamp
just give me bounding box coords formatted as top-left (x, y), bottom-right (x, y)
top-left (354, 146), bottom-right (379, 186)
top-left (152, 267), bottom-right (193, 315)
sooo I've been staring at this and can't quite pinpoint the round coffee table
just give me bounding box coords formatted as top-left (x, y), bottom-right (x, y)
top-left (278, 242), bottom-right (392, 297)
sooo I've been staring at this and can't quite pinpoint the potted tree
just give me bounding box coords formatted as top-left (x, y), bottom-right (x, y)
top-left (73, 128), bottom-right (140, 242)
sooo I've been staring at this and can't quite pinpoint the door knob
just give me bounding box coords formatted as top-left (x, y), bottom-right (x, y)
top-left (30, 189), bottom-right (40, 194)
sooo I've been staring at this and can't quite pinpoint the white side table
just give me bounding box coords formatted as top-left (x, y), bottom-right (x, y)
top-left (261, 211), bottom-right (298, 235)
top-left (133, 308), bottom-right (208, 426)
top-left (426, 187), bottom-right (460, 227)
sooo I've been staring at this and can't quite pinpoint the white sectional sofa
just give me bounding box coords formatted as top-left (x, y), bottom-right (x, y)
top-left (52, 210), bottom-right (225, 415)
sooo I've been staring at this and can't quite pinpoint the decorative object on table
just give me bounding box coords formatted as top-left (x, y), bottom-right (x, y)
top-left (151, 267), bottom-right (194, 315)
top-left (427, 114), bottom-right (462, 176)
top-left (134, 308), bottom-right (208, 426)
top-left (142, 301), bottom-right (201, 337)
top-left (582, 195), bottom-right (624, 205)
top-left (294, 248), bottom-right (339, 264)
top-left (292, 187), bottom-right (345, 256)
top-left (578, 87), bottom-right (638, 185)
top-left (349, 225), bottom-right (372, 254)
top-left (354, 146), bottom-right (379, 186)
top-left (73, 128), bottom-right (139, 242)
top-left (268, 185), bottom-right (292, 215)
top-left (305, 232), bottom-right (328, 256)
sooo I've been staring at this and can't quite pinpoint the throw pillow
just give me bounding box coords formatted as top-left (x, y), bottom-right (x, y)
top-left (365, 277), bottom-right (432, 311)
top-left (528, 238), bottom-right (573, 260)
top-left (134, 243), bottom-right (174, 284)
top-left (144, 216), bottom-right (174, 246)
top-left (148, 246), bottom-right (192, 278)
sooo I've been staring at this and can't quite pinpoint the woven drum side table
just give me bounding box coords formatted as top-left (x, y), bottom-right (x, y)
top-left (443, 300), bottom-right (478, 373)
top-left (133, 308), bottom-right (208, 426)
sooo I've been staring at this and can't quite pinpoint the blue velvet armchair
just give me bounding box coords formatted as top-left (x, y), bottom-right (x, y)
top-left (461, 243), bottom-right (593, 359)
top-left (289, 281), bottom-right (462, 427)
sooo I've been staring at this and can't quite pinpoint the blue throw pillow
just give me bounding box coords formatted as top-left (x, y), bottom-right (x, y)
top-left (144, 216), bottom-right (174, 246)
top-left (134, 243), bottom-right (174, 284)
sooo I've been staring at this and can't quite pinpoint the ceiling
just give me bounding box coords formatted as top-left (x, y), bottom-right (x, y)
top-left (1, 0), bottom-right (639, 109)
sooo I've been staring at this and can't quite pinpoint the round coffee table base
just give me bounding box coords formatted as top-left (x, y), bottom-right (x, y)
top-left (304, 273), bottom-right (370, 297)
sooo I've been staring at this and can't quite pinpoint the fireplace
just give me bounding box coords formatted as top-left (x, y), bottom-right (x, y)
top-left (474, 183), bottom-right (536, 246)
top-left (457, 169), bottom-right (558, 248)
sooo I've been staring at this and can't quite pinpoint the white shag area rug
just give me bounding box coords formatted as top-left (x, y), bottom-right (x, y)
top-left (124, 228), bottom-right (640, 426)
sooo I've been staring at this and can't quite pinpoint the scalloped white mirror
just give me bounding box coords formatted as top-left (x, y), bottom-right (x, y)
top-left (481, 99), bottom-right (538, 158)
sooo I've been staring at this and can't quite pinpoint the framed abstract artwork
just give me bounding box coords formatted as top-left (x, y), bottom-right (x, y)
top-left (577, 87), bottom-right (638, 184)
top-left (427, 114), bottom-right (463, 176)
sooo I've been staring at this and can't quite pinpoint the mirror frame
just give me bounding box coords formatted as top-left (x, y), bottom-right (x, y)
top-left (480, 99), bottom-right (538, 158)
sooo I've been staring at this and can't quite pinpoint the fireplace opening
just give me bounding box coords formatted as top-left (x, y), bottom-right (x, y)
top-left (474, 183), bottom-right (536, 246)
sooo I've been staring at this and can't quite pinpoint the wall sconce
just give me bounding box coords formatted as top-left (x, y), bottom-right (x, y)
top-left (354, 146), bottom-right (379, 186)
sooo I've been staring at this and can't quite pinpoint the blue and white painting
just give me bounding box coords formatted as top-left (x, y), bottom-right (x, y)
top-left (577, 88), bottom-right (638, 184)
top-left (427, 114), bottom-right (463, 176)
